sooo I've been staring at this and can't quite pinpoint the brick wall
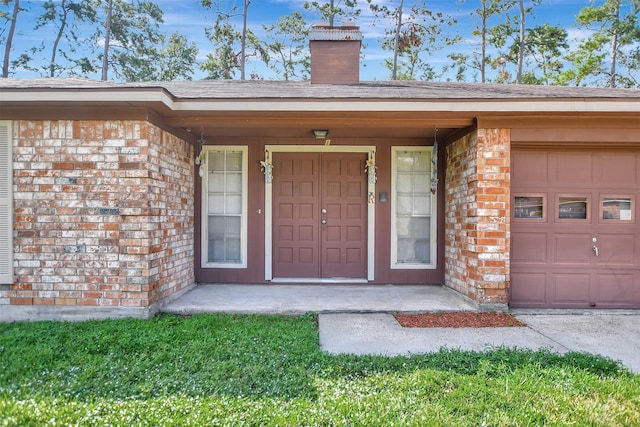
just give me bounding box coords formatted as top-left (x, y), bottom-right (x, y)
top-left (1, 120), bottom-right (194, 314)
top-left (445, 129), bottom-right (510, 308)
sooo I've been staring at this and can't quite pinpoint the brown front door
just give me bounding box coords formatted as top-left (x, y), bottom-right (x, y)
top-left (272, 152), bottom-right (367, 279)
top-left (511, 149), bottom-right (640, 309)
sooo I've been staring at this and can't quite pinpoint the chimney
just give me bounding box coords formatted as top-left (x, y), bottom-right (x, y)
top-left (309, 23), bottom-right (363, 84)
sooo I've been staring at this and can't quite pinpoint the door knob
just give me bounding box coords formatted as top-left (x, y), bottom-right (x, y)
top-left (321, 219), bottom-right (327, 225)
top-left (592, 245), bottom-right (599, 257)
top-left (321, 208), bottom-right (327, 214)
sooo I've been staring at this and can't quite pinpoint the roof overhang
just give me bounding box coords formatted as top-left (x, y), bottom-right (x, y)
top-left (2, 83), bottom-right (639, 141)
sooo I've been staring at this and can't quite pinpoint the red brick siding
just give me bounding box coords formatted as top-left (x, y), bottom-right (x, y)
top-left (2, 120), bottom-right (194, 308)
top-left (445, 129), bottom-right (510, 306)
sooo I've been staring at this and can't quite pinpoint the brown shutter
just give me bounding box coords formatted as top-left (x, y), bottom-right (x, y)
top-left (0, 121), bottom-right (13, 284)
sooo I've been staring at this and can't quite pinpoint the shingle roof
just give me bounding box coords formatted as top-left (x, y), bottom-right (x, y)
top-left (1, 77), bottom-right (638, 100)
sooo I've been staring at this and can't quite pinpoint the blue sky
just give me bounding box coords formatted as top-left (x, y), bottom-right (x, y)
top-left (5, 0), bottom-right (595, 81)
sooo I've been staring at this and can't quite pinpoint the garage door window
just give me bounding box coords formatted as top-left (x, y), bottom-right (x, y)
top-left (602, 197), bottom-right (633, 221)
top-left (514, 195), bottom-right (544, 219)
top-left (558, 196), bottom-right (588, 220)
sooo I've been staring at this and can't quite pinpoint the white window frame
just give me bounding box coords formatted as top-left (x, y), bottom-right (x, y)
top-left (0, 121), bottom-right (13, 284)
top-left (391, 146), bottom-right (437, 270)
top-left (201, 146), bottom-right (248, 269)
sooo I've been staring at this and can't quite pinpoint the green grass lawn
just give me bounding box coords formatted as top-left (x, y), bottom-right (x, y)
top-left (1, 314), bottom-right (638, 426)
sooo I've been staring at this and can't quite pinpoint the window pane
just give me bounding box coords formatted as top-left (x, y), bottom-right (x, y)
top-left (397, 173), bottom-right (412, 191)
top-left (209, 238), bottom-right (225, 262)
top-left (226, 173), bottom-right (242, 193)
top-left (226, 152), bottom-right (243, 171)
top-left (603, 198), bottom-right (632, 220)
top-left (396, 217), bottom-right (410, 236)
top-left (208, 194), bottom-right (224, 214)
top-left (397, 195), bottom-right (413, 215)
top-left (559, 197), bottom-right (587, 219)
top-left (397, 238), bottom-right (430, 263)
top-left (413, 173), bottom-right (430, 193)
top-left (414, 195), bottom-right (431, 215)
top-left (396, 155), bottom-right (414, 171)
top-left (209, 173), bottom-right (224, 192)
top-left (397, 239), bottom-right (413, 262)
top-left (208, 216), bottom-right (225, 235)
top-left (413, 152), bottom-right (430, 171)
top-left (226, 238), bottom-right (241, 260)
top-left (209, 152), bottom-right (225, 171)
top-left (225, 216), bottom-right (241, 234)
top-left (515, 196), bottom-right (543, 219)
top-left (226, 195), bottom-right (242, 214)
top-left (409, 217), bottom-right (430, 238)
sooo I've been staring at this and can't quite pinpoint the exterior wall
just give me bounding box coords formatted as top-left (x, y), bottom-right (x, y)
top-left (1, 120), bottom-right (195, 319)
top-left (445, 129), bottom-right (510, 309)
top-left (196, 137), bottom-right (445, 285)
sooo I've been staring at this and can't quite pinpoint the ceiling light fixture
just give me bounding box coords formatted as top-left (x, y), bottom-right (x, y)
top-left (312, 129), bottom-right (329, 139)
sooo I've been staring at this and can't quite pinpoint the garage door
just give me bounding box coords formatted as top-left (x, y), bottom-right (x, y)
top-left (511, 149), bottom-right (640, 309)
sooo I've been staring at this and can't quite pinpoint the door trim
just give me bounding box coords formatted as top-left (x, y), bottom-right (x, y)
top-left (264, 145), bottom-right (376, 281)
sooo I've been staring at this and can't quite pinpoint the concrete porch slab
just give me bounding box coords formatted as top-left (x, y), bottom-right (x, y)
top-left (161, 284), bottom-right (477, 315)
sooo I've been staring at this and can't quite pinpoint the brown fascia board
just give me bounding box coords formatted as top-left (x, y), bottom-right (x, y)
top-left (0, 86), bottom-right (197, 144)
top-left (477, 112), bottom-right (640, 129)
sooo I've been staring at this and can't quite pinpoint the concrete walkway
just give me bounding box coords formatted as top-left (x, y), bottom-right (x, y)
top-left (162, 284), bottom-right (640, 373)
top-left (320, 313), bottom-right (640, 373)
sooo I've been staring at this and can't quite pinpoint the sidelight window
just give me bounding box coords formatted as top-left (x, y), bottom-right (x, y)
top-left (391, 147), bottom-right (436, 269)
top-left (202, 147), bottom-right (247, 268)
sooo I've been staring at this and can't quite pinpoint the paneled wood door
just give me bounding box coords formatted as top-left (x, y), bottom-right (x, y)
top-left (272, 152), bottom-right (367, 279)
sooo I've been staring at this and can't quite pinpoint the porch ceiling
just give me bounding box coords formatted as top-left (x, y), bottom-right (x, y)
top-left (166, 111), bottom-right (476, 141)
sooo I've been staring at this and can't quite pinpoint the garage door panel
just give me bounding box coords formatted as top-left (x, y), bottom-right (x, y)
top-left (512, 152), bottom-right (548, 184)
top-left (595, 273), bottom-right (634, 307)
top-left (552, 273), bottom-right (590, 304)
top-left (597, 153), bottom-right (637, 186)
top-left (554, 234), bottom-right (591, 264)
top-left (597, 234), bottom-right (636, 266)
top-left (512, 232), bottom-right (547, 263)
top-left (553, 153), bottom-right (593, 185)
top-left (510, 272), bottom-right (546, 305)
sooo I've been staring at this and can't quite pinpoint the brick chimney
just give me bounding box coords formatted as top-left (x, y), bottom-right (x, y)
top-left (309, 23), bottom-right (363, 84)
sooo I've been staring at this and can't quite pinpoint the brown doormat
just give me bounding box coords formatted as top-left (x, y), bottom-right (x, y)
top-left (395, 312), bottom-right (526, 328)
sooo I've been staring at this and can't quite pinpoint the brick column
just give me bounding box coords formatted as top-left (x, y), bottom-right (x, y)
top-left (445, 129), bottom-right (510, 310)
top-left (4, 120), bottom-right (194, 320)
